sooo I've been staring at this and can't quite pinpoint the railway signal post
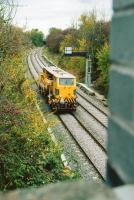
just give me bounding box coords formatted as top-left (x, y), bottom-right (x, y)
top-left (85, 54), bottom-right (92, 87)
top-left (64, 47), bottom-right (92, 87)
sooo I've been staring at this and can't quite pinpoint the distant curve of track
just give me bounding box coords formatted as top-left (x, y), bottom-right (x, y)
top-left (27, 49), bottom-right (108, 180)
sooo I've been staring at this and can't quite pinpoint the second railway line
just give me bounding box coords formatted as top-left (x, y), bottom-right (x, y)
top-left (27, 49), bottom-right (108, 181)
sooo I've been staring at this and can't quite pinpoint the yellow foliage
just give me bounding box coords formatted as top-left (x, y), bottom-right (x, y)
top-left (21, 80), bottom-right (47, 133)
top-left (79, 13), bottom-right (96, 29)
top-left (60, 34), bottom-right (78, 53)
top-left (22, 80), bottom-right (37, 104)
top-left (28, 110), bottom-right (46, 133)
top-left (78, 39), bottom-right (87, 51)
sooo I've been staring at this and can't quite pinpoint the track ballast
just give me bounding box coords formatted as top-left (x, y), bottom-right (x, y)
top-left (27, 49), bottom-right (108, 181)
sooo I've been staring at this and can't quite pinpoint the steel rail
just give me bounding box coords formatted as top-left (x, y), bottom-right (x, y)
top-left (76, 88), bottom-right (108, 116)
top-left (28, 50), bottom-right (107, 180)
top-left (33, 50), bottom-right (108, 144)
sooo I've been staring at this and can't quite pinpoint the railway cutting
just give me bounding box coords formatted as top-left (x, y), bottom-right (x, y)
top-left (27, 49), bottom-right (109, 181)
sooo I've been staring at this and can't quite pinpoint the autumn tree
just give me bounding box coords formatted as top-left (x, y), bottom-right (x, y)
top-left (78, 12), bottom-right (110, 81)
top-left (46, 12), bottom-right (110, 95)
top-left (46, 28), bottom-right (64, 53)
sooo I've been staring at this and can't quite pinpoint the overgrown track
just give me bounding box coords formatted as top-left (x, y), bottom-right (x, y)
top-left (27, 49), bottom-right (108, 180)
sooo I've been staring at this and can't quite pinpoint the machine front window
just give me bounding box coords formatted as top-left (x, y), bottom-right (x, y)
top-left (59, 78), bottom-right (74, 86)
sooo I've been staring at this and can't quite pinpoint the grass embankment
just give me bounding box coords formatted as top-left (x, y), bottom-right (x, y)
top-left (44, 48), bottom-right (86, 82)
top-left (0, 50), bottom-right (78, 191)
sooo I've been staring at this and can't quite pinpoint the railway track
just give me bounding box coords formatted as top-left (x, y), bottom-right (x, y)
top-left (27, 49), bottom-right (108, 180)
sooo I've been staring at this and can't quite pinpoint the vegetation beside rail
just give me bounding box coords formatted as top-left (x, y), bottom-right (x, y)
top-left (45, 12), bottom-right (110, 96)
top-left (0, 2), bottom-right (78, 191)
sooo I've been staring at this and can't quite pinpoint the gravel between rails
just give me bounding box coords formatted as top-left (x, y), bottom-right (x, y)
top-left (41, 103), bottom-right (102, 182)
top-left (76, 88), bottom-right (109, 116)
top-left (27, 55), bottom-right (38, 81)
top-left (37, 49), bottom-right (54, 67)
top-left (59, 113), bottom-right (107, 178)
top-left (27, 52), bottom-right (103, 181)
top-left (35, 52), bottom-right (50, 67)
top-left (77, 94), bottom-right (108, 128)
top-left (28, 50), bottom-right (107, 179)
top-left (31, 54), bottom-right (42, 74)
top-left (73, 106), bottom-right (107, 151)
top-left (34, 52), bottom-right (47, 70)
top-left (36, 50), bottom-right (109, 123)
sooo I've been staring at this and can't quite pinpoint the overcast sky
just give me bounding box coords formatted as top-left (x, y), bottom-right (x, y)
top-left (14, 0), bottom-right (112, 35)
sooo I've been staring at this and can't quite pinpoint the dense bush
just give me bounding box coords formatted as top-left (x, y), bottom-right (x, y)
top-left (0, 65), bottom-right (76, 190)
top-left (0, 53), bottom-right (77, 191)
top-left (29, 29), bottom-right (44, 47)
top-left (96, 43), bottom-right (110, 95)
top-left (0, 2), bottom-right (77, 191)
top-left (46, 28), bottom-right (64, 53)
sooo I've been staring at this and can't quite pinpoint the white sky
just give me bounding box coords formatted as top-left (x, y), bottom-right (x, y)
top-left (14, 0), bottom-right (113, 35)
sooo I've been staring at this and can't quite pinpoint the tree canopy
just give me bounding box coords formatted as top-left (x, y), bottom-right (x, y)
top-left (29, 29), bottom-right (44, 47)
top-left (45, 12), bottom-right (110, 96)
